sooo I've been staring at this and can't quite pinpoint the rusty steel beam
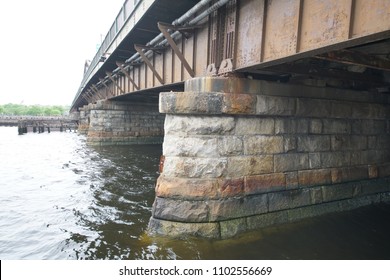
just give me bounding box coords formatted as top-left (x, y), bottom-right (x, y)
top-left (89, 85), bottom-right (100, 99)
top-left (71, 0), bottom-right (390, 111)
top-left (235, 0), bottom-right (390, 70)
top-left (134, 44), bottom-right (164, 85)
top-left (315, 50), bottom-right (390, 71)
top-left (267, 62), bottom-right (386, 85)
top-left (158, 22), bottom-right (196, 77)
top-left (91, 84), bottom-right (107, 100)
top-left (99, 78), bottom-right (114, 97)
top-left (106, 71), bottom-right (126, 95)
top-left (116, 61), bottom-right (140, 90)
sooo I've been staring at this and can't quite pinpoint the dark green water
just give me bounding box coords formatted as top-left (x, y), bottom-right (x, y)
top-left (0, 127), bottom-right (389, 259)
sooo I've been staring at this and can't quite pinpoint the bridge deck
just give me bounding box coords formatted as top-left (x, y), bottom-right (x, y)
top-left (71, 0), bottom-right (390, 111)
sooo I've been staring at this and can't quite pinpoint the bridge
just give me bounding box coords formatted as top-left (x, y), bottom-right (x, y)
top-left (71, 0), bottom-right (390, 238)
top-left (0, 115), bottom-right (78, 133)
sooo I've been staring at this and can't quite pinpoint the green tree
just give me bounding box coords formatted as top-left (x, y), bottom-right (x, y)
top-left (0, 103), bottom-right (69, 116)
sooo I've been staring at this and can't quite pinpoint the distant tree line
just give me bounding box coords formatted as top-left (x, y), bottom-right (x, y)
top-left (0, 103), bottom-right (69, 116)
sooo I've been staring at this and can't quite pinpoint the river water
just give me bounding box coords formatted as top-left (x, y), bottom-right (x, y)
top-left (0, 126), bottom-right (389, 260)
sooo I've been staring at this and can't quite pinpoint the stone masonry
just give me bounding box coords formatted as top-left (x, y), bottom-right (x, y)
top-left (79, 100), bottom-right (165, 145)
top-left (148, 76), bottom-right (390, 239)
top-left (78, 105), bottom-right (90, 135)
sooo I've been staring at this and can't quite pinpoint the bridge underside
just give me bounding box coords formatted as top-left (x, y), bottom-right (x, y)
top-left (74, 0), bottom-right (390, 238)
top-left (72, 0), bottom-right (390, 110)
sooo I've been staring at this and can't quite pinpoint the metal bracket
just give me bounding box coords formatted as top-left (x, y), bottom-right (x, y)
top-left (159, 21), bottom-right (204, 38)
top-left (205, 63), bottom-right (218, 76)
top-left (135, 44), bottom-right (165, 54)
top-left (134, 44), bottom-right (164, 85)
top-left (81, 94), bottom-right (91, 103)
top-left (85, 89), bottom-right (93, 100)
top-left (218, 59), bottom-right (234, 75)
top-left (158, 22), bottom-right (195, 77)
top-left (106, 71), bottom-right (125, 95)
top-left (116, 61), bottom-right (140, 90)
top-left (87, 89), bottom-right (99, 103)
top-left (99, 78), bottom-right (114, 97)
top-left (91, 84), bottom-right (107, 100)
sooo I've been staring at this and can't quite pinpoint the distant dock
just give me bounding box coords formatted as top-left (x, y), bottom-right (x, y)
top-left (0, 115), bottom-right (78, 134)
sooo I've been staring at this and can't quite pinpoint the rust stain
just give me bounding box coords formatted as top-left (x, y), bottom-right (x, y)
top-left (159, 155), bottom-right (165, 173)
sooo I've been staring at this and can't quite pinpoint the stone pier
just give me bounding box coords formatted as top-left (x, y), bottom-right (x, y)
top-left (148, 77), bottom-right (390, 239)
top-left (79, 100), bottom-right (164, 145)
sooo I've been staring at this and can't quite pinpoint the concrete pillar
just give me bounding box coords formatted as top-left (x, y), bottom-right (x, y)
top-left (148, 76), bottom-right (390, 239)
top-left (85, 100), bottom-right (164, 145)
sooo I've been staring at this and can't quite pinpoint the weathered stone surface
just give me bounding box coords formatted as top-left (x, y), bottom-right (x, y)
top-left (227, 156), bottom-right (274, 177)
top-left (152, 197), bottom-right (209, 222)
top-left (321, 183), bottom-right (355, 202)
top-left (149, 76), bottom-right (390, 239)
top-left (245, 173), bottom-right (286, 194)
top-left (320, 152), bottom-right (351, 168)
top-left (351, 150), bottom-right (381, 166)
top-left (207, 198), bottom-right (242, 221)
top-left (275, 118), bottom-right (309, 134)
top-left (298, 169), bottom-right (332, 187)
top-left (162, 156), bottom-right (228, 178)
top-left (283, 136), bottom-right (297, 153)
top-left (309, 119), bottom-right (323, 134)
top-left (156, 176), bottom-right (246, 200)
top-left (322, 119), bottom-right (351, 134)
top-left (155, 176), bottom-right (219, 199)
top-left (378, 163), bottom-right (390, 177)
top-left (268, 189), bottom-right (311, 212)
top-left (208, 195), bottom-right (268, 221)
top-left (222, 93), bottom-right (256, 114)
top-left (86, 103), bottom-right (164, 145)
top-left (297, 135), bottom-right (331, 152)
top-left (159, 91), bottom-right (223, 114)
top-left (244, 135), bottom-right (284, 155)
top-left (296, 98), bottom-right (331, 117)
top-left (274, 153), bottom-right (309, 172)
top-left (267, 192), bottom-right (288, 212)
top-left (217, 136), bottom-right (244, 156)
top-left (217, 178), bottom-right (245, 198)
top-left (330, 166), bottom-right (368, 183)
top-left (148, 217), bottom-right (220, 239)
top-left (331, 101), bottom-right (353, 119)
top-left (361, 120), bottom-right (387, 135)
top-left (308, 153), bottom-right (321, 169)
top-left (235, 117), bottom-right (274, 135)
top-left (368, 165), bottom-right (378, 178)
top-left (246, 211), bottom-right (288, 230)
top-left (285, 171), bottom-right (299, 189)
top-left (310, 187), bottom-right (323, 204)
top-left (352, 103), bottom-right (389, 120)
top-left (220, 218), bottom-right (247, 239)
top-left (331, 135), bottom-right (367, 151)
top-left (381, 192), bottom-right (390, 203)
top-left (164, 115), bottom-right (235, 136)
top-left (368, 135), bottom-right (390, 150)
top-left (163, 135), bottom-right (219, 157)
top-left (267, 193), bottom-right (287, 212)
top-left (256, 95), bottom-right (296, 116)
top-left (360, 178), bottom-right (390, 195)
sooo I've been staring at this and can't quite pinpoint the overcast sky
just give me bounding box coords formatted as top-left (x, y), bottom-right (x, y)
top-left (0, 0), bottom-right (125, 105)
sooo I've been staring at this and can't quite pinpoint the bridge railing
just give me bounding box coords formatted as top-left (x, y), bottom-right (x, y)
top-left (75, 0), bottom-right (141, 106)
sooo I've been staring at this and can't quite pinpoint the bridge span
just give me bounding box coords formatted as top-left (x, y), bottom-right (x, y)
top-left (71, 0), bottom-right (390, 238)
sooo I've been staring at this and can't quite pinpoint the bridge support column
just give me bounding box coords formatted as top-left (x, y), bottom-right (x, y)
top-left (83, 100), bottom-right (164, 145)
top-left (78, 105), bottom-right (90, 135)
top-left (148, 76), bottom-right (390, 239)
